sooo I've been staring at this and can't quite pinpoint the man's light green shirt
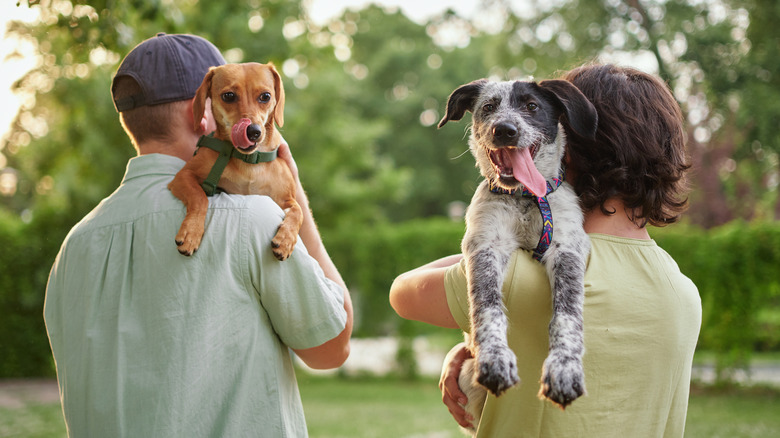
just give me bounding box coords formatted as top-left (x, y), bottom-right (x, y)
top-left (446, 234), bottom-right (701, 438)
top-left (44, 154), bottom-right (347, 437)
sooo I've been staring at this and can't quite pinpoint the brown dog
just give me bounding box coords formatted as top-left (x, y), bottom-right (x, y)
top-left (168, 62), bottom-right (302, 260)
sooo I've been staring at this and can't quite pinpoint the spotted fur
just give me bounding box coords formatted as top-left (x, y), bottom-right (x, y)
top-left (439, 79), bottom-right (597, 433)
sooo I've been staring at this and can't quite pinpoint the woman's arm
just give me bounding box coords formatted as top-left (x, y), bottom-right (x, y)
top-left (278, 142), bottom-right (354, 369)
top-left (389, 254), bottom-right (463, 329)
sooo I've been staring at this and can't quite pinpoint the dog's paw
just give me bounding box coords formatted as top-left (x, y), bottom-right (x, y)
top-left (459, 358), bottom-right (487, 435)
top-left (476, 346), bottom-right (519, 397)
top-left (174, 222), bottom-right (204, 257)
top-left (271, 228), bottom-right (297, 261)
top-left (538, 353), bottom-right (585, 409)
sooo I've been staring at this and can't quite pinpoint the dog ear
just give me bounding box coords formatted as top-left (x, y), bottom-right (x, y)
top-left (192, 68), bottom-right (216, 132)
top-left (538, 79), bottom-right (598, 140)
top-left (268, 63), bottom-right (285, 128)
top-left (438, 79), bottom-right (487, 128)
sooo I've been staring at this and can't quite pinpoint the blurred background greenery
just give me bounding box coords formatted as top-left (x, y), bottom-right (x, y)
top-left (0, 0), bottom-right (778, 387)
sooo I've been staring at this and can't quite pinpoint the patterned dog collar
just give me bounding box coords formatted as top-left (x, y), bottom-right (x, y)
top-left (489, 168), bottom-right (565, 261)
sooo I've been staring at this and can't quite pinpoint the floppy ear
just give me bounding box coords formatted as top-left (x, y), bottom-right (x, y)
top-left (192, 68), bottom-right (216, 132)
top-left (438, 79), bottom-right (487, 128)
top-left (268, 63), bottom-right (285, 128)
top-left (538, 79), bottom-right (598, 140)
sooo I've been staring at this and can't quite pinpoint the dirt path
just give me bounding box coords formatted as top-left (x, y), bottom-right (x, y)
top-left (0, 379), bottom-right (59, 409)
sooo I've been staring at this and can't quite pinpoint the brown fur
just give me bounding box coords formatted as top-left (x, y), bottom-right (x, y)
top-left (168, 62), bottom-right (302, 260)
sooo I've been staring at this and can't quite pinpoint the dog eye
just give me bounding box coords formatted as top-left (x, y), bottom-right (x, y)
top-left (258, 92), bottom-right (272, 103)
top-left (527, 102), bottom-right (538, 111)
top-left (221, 92), bottom-right (237, 103)
top-left (483, 103), bottom-right (495, 112)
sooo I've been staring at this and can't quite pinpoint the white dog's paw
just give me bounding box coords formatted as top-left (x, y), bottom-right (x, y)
top-left (458, 358), bottom-right (487, 436)
top-left (476, 346), bottom-right (519, 396)
top-left (538, 353), bottom-right (585, 409)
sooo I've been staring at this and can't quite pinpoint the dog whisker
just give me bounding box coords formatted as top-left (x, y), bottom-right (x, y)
top-left (462, 124), bottom-right (473, 141)
top-left (450, 148), bottom-right (472, 161)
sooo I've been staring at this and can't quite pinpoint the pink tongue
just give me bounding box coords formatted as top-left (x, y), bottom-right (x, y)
top-left (231, 118), bottom-right (254, 149)
top-left (508, 147), bottom-right (547, 197)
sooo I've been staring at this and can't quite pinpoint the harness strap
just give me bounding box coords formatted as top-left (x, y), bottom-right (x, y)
top-left (489, 169), bottom-right (565, 262)
top-left (194, 134), bottom-right (279, 196)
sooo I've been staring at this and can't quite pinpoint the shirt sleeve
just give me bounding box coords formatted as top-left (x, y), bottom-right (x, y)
top-left (244, 199), bottom-right (347, 350)
top-left (444, 249), bottom-right (547, 334)
top-left (444, 257), bottom-right (472, 332)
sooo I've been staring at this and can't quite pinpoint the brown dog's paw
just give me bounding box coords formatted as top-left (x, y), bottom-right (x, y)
top-left (271, 228), bottom-right (297, 261)
top-left (175, 221), bottom-right (204, 257)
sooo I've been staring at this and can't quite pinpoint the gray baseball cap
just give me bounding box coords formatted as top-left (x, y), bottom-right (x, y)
top-left (111, 33), bottom-right (226, 112)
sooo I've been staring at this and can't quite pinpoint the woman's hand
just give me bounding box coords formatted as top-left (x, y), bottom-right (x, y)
top-left (439, 342), bottom-right (476, 428)
top-left (276, 139), bottom-right (299, 182)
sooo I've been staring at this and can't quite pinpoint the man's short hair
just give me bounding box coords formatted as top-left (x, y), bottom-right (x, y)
top-left (113, 76), bottom-right (189, 147)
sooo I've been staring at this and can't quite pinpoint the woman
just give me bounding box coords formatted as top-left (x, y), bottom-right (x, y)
top-left (389, 64), bottom-right (701, 437)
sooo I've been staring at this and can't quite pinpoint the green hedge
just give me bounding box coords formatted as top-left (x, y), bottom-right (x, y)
top-left (2, 211), bottom-right (779, 379)
top-left (324, 218), bottom-right (464, 337)
top-left (0, 207), bottom-right (76, 378)
top-left (651, 222), bottom-right (780, 380)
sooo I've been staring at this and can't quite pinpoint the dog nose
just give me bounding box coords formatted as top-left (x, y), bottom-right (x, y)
top-left (492, 122), bottom-right (519, 144)
top-left (246, 124), bottom-right (263, 142)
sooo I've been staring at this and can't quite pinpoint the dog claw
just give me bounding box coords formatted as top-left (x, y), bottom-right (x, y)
top-left (538, 354), bottom-right (585, 409)
top-left (271, 231), bottom-right (295, 261)
top-left (476, 348), bottom-right (519, 396)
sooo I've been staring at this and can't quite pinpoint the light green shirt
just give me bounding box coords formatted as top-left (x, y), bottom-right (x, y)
top-left (44, 154), bottom-right (346, 437)
top-left (446, 234), bottom-right (701, 438)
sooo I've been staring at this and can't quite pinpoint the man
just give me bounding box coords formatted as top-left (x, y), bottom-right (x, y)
top-left (44, 33), bottom-right (352, 437)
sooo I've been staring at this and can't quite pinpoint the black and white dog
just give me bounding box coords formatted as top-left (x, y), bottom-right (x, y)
top-left (438, 78), bottom-right (597, 431)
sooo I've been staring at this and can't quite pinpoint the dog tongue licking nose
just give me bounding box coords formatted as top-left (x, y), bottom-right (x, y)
top-left (508, 147), bottom-right (547, 197)
top-left (231, 118), bottom-right (255, 149)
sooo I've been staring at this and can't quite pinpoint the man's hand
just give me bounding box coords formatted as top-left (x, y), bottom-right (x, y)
top-left (439, 342), bottom-right (476, 428)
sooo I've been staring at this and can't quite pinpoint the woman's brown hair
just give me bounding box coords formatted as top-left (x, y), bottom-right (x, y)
top-left (562, 64), bottom-right (691, 227)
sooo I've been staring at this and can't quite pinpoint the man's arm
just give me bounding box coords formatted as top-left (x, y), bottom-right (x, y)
top-left (389, 254), bottom-right (462, 329)
top-left (278, 143), bottom-right (353, 370)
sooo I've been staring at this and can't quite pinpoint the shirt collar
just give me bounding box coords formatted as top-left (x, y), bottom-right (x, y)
top-left (121, 153), bottom-right (186, 184)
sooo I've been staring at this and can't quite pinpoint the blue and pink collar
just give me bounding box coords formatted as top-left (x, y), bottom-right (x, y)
top-left (488, 168), bottom-right (566, 262)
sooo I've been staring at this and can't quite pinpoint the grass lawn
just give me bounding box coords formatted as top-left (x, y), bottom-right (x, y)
top-left (1, 376), bottom-right (779, 437)
top-left (685, 384), bottom-right (780, 438)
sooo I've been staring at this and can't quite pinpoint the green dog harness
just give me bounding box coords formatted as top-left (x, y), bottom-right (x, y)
top-left (195, 134), bottom-right (279, 196)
